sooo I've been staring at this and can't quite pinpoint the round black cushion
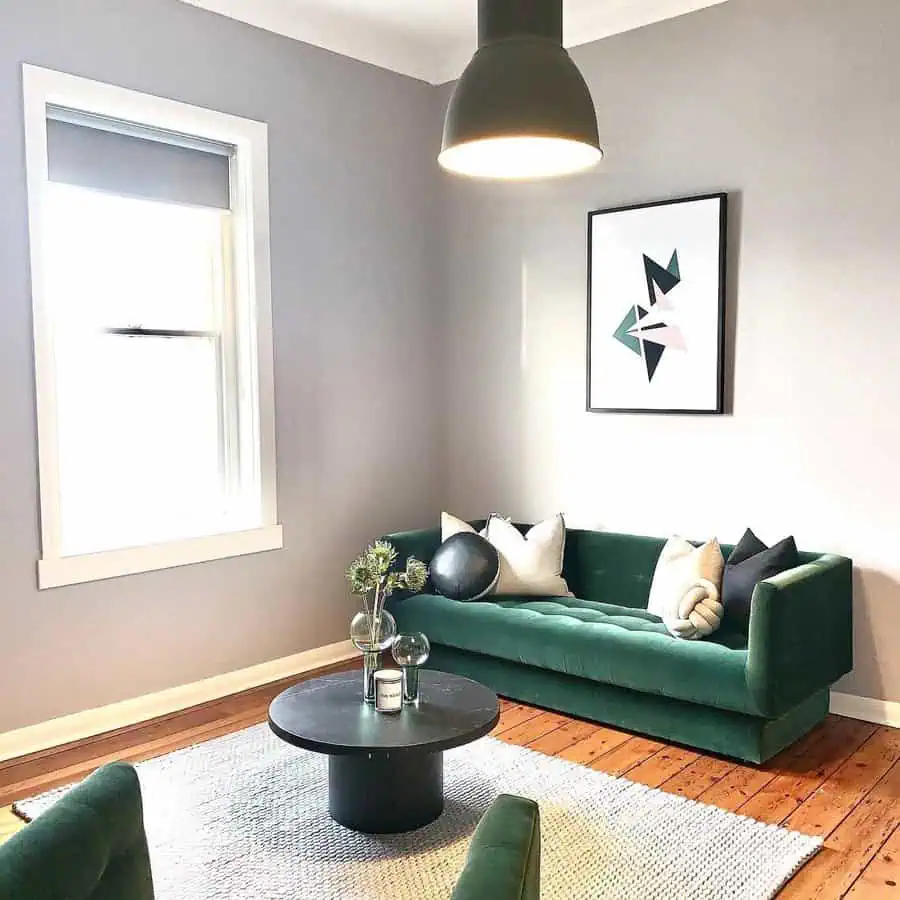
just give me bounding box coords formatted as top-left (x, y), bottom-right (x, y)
top-left (430, 533), bottom-right (501, 602)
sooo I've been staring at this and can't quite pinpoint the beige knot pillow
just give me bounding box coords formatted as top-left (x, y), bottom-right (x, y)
top-left (647, 537), bottom-right (725, 640)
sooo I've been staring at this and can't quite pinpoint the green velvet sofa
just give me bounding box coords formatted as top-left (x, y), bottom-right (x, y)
top-left (385, 525), bottom-right (853, 764)
top-left (0, 764), bottom-right (541, 900)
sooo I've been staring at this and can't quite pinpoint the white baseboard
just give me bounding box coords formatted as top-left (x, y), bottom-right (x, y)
top-left (830, 691), bottom-right (900, 728)
top-left (0, 662), bottom-right (889, 767)
top-left (0, 640), bottom-right (357, 764)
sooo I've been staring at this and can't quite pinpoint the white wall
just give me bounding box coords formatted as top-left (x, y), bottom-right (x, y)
top-left (0, 0), bottom-right (441, 732)
top-left (438, 0), bottom-right (900, 703)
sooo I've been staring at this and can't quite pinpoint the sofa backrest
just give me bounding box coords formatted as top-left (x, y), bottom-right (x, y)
top-left (383, 523), bottom-right (820, 611)
top-left (562, 529), bottom-right (820, 609)
top-left (563, 530), bottom-right (667, 608)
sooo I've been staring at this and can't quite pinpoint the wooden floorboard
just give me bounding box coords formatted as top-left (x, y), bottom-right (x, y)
top-left (845, 824), bottom-right (900, 898)
top-left (628, 744), bottom-right (700, 788)
top-left (660, 754), bottom-right (737, 800)
top-left (492, 702), bottom-right (544, 735)
top-left (737, 719), bottom-right (878, 825)
top-left (556, 723), bottom-right (633, 765)
top-left (527, 718), bottom-right (599, 756)
top-left (494, 710), bottom-right (570, 745)
top-left (590, 734), bottom-right (667, 777)
top-left (687, 720), bottom-right (835, 813)
top-left (0, 681), bottom-right (895, 898)
top-left (785, 728), bottom-right (900, 838)
top-left (779, 756), bottom-right (900, 898)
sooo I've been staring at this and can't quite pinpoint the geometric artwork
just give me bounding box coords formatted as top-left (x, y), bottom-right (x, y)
top-left (587, 193), bottom-right (727, 414)
top-left (612, 250), bottom-right (683, 381)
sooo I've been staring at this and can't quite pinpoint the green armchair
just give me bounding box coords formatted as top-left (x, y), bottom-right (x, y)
top-left (0, 763), bottom-right (541, 900)
top-left (0, 762), bottom-right (153, 900)
top-left (453, 794), bottom-right (541, 900)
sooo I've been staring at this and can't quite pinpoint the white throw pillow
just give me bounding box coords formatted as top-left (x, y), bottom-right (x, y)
top-left (439, 512), bottom-right (572, 596)
top-left (484, 514), bottom-right (572, 596)
top-left (647, 537), bottom-right (725, 639)
top-left (441, 511), bottom-right (485, 541)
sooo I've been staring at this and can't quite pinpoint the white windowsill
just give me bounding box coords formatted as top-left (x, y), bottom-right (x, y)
top-left (38, 524), bottom-right (283, 589)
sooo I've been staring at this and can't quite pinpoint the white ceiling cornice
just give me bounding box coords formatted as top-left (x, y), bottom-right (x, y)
top-left (179, 0), bottom-right (444, 82)
top-left (180, 0), bottom-right (731, 85)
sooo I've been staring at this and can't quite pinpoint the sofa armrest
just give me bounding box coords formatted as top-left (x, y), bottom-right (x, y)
top-left (746, 554), bottom-right (853, 717)
top-left (451, 795), bottom-right (541, 900)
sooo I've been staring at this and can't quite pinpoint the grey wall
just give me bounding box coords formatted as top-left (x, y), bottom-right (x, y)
top-left (438, 0), bottom-right (900, 703)
top-left (0, 0), bottom-right (441, 731)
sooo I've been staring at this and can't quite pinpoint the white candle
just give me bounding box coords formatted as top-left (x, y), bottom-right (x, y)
top-left (374, 669), bottom-right (403, 713)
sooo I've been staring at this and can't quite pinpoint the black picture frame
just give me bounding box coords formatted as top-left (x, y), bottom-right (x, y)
top-left (586, 192), bottom-right (728, 415)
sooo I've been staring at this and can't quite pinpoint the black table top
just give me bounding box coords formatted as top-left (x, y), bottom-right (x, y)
top-left (268, 669), bottom-right (499, 756)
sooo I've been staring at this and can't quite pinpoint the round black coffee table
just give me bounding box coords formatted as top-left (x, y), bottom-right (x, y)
top-left (268, 669), bottom-right (499, 834)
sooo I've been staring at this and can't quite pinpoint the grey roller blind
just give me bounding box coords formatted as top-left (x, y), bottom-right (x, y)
top-left (46, 108), bottom-right (233, 210)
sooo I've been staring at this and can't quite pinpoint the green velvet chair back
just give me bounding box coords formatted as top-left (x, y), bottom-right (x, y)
top-left (0, 762), bottom-right (154, 900)
top-left (452, 794), bottom-right (541, 900)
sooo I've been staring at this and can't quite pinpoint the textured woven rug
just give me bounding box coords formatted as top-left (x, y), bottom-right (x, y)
top-left (16, 725), bottom-right (820, 900)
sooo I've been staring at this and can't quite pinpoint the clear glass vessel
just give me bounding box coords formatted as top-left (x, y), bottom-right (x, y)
top-left (350, 610), bottom-right (397, 704)
top-left (391, 632), bottom-right (430, 704)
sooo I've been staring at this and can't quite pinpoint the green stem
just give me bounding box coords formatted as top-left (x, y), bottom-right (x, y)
top-left (369, 582), bottom-right (385, 648)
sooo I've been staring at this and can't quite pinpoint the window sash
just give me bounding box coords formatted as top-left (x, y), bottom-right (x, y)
top-left (54, 331), bottom-right (227, 556)
top-left (44, 183), bottom-right (250, 554)
top-left (101, 328), bottom-right (232, 538)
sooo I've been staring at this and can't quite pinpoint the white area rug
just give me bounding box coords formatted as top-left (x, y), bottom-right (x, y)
top-left (17, 725), bottom-right (820, 900)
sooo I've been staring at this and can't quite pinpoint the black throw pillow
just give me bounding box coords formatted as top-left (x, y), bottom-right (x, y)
top-left (430, 533), bottom-right (500, 602)
top-left (723, 529), bottom-right (800, 630)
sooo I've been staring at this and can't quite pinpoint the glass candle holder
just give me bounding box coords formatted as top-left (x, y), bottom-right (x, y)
top-left (391, 632), bottom-right (430, 704)
top-left (350, 610), bottom-right (397, 704)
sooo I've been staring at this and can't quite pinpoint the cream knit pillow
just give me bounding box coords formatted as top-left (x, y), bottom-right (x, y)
top-left (647, 537), bottom-right (725, 640)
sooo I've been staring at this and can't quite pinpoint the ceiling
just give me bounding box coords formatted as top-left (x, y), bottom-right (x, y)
top-left (179, 0), bottom-right (730, 85)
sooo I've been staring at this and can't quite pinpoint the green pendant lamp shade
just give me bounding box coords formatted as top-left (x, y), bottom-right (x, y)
top-left (439, 0), bottom-right (602, 180)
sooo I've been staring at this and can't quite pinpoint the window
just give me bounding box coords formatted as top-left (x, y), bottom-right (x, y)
top-left (23, 66), bottom-right (281, 588)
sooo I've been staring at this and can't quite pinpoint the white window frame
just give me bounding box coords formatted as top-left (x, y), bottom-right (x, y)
top-left (23, 64), bottom-right (282, 589)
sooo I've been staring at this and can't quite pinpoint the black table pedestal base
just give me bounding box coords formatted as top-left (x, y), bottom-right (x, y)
top-left (328, 751), bottom-right (444, 833)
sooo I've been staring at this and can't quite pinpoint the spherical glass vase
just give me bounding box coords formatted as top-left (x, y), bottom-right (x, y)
top-left (350, 609), bottom-right (397, 653)
top-left (392, 632), bottom-right (430, 704)
top-left (350, 609), bottom-right (397, 704)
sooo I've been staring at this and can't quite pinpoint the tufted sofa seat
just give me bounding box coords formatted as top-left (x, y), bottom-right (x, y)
top-left (390, 593), bottom-right (755, 715)
top-left (385, 525), bottom-right (853, 763)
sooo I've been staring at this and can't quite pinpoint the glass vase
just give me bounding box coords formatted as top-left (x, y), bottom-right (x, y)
top-left (392, 632), bottom-right (430, 704)
top-left (362, 651), bottom-right (381, 704)
top-left (350, 609), bottom-right (397, 704)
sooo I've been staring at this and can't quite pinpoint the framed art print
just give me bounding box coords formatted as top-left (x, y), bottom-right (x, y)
top-left (586, 192), bottom-right (727, 414)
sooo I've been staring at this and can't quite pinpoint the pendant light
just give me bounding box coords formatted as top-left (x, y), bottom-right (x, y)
top-left (439, 0), bottom-right (602, 180)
